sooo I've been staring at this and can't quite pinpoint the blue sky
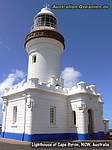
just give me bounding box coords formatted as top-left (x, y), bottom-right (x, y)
top-left (0, 0), bottom-right (112, 128)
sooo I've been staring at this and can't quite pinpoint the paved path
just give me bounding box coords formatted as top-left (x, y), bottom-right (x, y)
top-left (0, 138), bottom-right (112, 150)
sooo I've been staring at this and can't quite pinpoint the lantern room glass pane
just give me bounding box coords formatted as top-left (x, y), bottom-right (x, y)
top-left (36, 14), bottom-right (57, 28)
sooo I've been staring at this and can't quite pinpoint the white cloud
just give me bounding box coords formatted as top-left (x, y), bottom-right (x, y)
top-left (0, 70), bottom-right (26, 123)
top-left (61, 67), bottom-right (81, 88)
top-left (0, 70), bottom-right (26, 103)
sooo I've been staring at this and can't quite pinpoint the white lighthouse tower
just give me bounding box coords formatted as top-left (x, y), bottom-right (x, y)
top-left (1, 7), bottom-right (109, 142)
top-left (25, 7), bottom-right (64, 85)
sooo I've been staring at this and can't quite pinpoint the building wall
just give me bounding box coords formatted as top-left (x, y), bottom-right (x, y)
top-left (67, 95), bottom-right (87, 134)
top-left (4, 97), bottom-right (25, 134)
top-left (27, 38), bottom-right (62, 83)
top-left (1, 87), bottom-right (106, 141)
top-left (68, 93), bottom-right (104, 134)
top-left (2, 93), bottom-right (32, 136)
top-left (31, 89), bottom-right (77, 134)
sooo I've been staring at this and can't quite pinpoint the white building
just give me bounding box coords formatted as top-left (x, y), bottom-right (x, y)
top-left (1, 7), bottom-right (109, 141)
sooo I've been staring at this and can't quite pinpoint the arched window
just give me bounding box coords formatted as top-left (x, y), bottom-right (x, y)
top-left (73, 111), bottom-right (76, 125)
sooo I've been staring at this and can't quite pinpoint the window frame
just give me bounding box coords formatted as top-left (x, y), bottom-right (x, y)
top-left (36, 14), bottom-right (57, 28)
top-left (32, 55), bottom-right (36, 63)
top-left (73, 111), bottom-right (76, 125)
top-left (13, 106), bottom-right (17, 124)
top-left (50, 106), bottom-right (56, 126)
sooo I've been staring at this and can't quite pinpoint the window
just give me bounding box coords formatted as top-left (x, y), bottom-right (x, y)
top-left (50, 106), bottom-right (56, 125)
top-left (46, 15), bottom-right (49, 22)
top-left (36, 15), bottom-right (57, 28)
top-left (73, 111), bottom-right (76, 125)
top-left (32, 55), bottom-right (36, 63)
top-left (13, 106), bottom-right (17, 124)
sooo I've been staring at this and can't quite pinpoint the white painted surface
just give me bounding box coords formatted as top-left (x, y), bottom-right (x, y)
top-left (36, 7), bottom-right (56, 18)
top-left (26, 38), bottom-right (64, 83)
top-left (2, 80), bottom-right (108, 135)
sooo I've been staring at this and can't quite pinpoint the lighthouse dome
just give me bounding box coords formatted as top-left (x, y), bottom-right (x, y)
top-left (32, 7), bottom-right (57, 31)
top-left (36, 7), bottom-right (56, 18)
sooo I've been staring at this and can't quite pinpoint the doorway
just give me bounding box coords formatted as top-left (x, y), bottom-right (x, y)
top-left (88, 109), bottom-right (94, 134)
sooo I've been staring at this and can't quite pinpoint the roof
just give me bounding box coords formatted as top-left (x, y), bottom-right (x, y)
top-left (35, 7), bottom-right (56, 18)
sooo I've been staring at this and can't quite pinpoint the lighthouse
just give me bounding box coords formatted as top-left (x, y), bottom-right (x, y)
top-left (25, 7), bottom-right (64, 85)
top-left (1, 7), bottom-right (109, 142)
